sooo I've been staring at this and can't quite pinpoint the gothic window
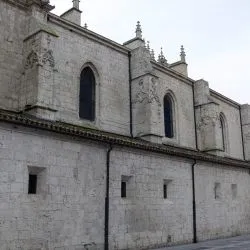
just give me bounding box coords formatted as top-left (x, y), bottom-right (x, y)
top-left (79, 67), bottom-right (96, 121)
top-left (219, 113), bottom-right (227, 152)
top-left (164, 94), bottom-right (174, 138)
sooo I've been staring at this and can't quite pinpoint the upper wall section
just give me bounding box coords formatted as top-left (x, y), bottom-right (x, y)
top-left (0, 0), bottom-right (249, 157)
top-left (194, 80), bottom-right (244, 160)
top-left (47, 16), bottom-right (130, 135)
top-left (0, 0), bottom-right (27, 110)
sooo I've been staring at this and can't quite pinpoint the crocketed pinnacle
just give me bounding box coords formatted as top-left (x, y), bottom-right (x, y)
top-left (147, 41), bottom-right (150, 51)
top-left (158, 47), bottom-right (167, 65)
top-left (180, 45), bottom-right (186, 62)
top-left (150, 49), bottom-right (155, 61)
top-left (135, 21), bottom-right (142, 39)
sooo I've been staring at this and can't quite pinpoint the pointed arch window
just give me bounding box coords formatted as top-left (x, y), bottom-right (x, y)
top-left (164, 94), bottom-right (174, 138)
top-left (79, 67), bottom-right (95, 121)
top-left (219, 113), bottom-right (228, 152)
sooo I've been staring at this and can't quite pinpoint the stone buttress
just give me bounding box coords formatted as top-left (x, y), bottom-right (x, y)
top-left (19, 0), bottom-right (59, 120)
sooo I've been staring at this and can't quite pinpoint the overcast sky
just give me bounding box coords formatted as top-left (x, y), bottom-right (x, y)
top-left (50, 0), bottom-right (250, 104)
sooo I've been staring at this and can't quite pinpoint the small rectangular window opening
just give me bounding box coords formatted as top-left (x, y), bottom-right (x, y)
top-left (232, 184), bottom-right (237, 199)
top-left (121, 181), bottom-right (126, 198)
top-left (214, 182), bottom-right (221, 199)
top-left (163, 184), bottom-right (167, 199)
top-left (163, 179), bottom-right (172, 199)
top-left (28, 174), bottom-right (37, 194)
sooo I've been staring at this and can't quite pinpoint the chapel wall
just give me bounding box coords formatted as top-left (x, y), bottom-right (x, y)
top-left (109, 148), bottom-right (194, 249)
top-left (0, 123), bottom-right (107, 250)
top-left (47, 21), bottom-right (131, 136)
top-left (210, 94), bottom-right (244, 160)
top-left (195, 162), bottom-right (250, 241)
top-left (154, 69), bottom-right (196, 149)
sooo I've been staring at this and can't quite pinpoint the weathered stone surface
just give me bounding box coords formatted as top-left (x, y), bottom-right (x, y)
top-left (0, 1), bottom-right (250, 250)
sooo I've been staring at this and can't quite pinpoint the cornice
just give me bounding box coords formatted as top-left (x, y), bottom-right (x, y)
top-left (0, 109), bottom-right (249, 169)
top-left (210, 89), bottom-right (240, 108)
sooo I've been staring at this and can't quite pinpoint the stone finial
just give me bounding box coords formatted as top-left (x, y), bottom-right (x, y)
top-left (158, 47), bottom-right (168, 65)
top-left (136, 21), bottom-right (142, 39)
top-left (180, 45), bottom-right (186, 62)
top-left (143, 39), bottom-right (147, 49)
top-left (84, 23), bottom-right (88, 29)
top-left (73, 0), bottom-right (80, 9)
top-left (150, 49), bottom-right (156, 61)
top-left (147, 41), bottom-right (150, 51)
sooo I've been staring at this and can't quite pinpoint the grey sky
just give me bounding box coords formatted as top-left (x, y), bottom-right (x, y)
top-left (50, 0), bottom-right (250, 104)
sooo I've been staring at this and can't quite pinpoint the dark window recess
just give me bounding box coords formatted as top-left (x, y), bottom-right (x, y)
top-left (163, 184), bottom-right (167, 199)
top-left (79, 67), bottom-right (96, 121)
top-left (164, 95), bottom-right (174, 138)
top-left (121, 181), bottom-right (126, 198)
top-left (28, 174), bottom-right (37, 194)
top-left (220, 115), bottom-right (225, 151)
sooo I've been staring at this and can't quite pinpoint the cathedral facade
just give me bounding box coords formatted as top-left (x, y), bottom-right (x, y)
top-left (0, 0), bottom-right (250, 249)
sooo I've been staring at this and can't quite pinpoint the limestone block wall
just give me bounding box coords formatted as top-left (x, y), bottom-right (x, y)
top-left (109, 148), bottom-right (194, 249)
top-left (155, 69), bottom-right (196, 149)
top-left (195, 162), bottom-right (250, 241)
top-left (48, 21), bottom-right (130, 136)
top-left (241, 104), bottom-right (250, 160)
top-left (0, 123), bottom-right (106, 250)
top-left (210, 93), bottom-right (244, 160)
top-left (0, 1), bottom-right (27, 110)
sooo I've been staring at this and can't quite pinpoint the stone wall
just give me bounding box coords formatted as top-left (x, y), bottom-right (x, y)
top-left (0, 123), bottom-right (107, 250)
top-left (0, 1), bottom-right (26, 110)
top-left (48, 21), bottom-right (130, 136)
top-left (155, 70), bottom-right (196, 149)
top-left (195, 162), bottom-right (250, 241)
top-left (109, 148), bottom-right (194, 249)
top-left (0, 123), bottom-right (250, 249)
top-left (210, 93), bottom-right (244, 159)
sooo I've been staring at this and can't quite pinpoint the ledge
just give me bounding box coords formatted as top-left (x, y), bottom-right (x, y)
top-left (0, 109), bottom-right (249, 169)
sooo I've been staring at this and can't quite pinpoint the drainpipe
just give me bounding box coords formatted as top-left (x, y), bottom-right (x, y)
top-left (239, 106), bottom-right (246, 160)
top-left (192, 160), bottom-right (197, 243)
top-left (128, 51), bottom-right (133, 138)
top-left (105, 144), bottom-right (113, 250)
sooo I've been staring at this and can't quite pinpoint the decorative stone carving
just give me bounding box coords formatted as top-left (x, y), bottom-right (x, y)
top-left (24, 34), bottom-right (55, 69)
top-left (25, 49), bottom-right (55, 69)
top-left (197, 114), bottom-right (219, 130)
top-left (134, 77), bottom-right (161, 106)
top-left (42, 49), bottom-right (55, 67)
top-left (25, 50), bottom-right (39, 69)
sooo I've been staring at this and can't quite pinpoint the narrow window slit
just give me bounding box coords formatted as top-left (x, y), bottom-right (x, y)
top-left (163, 184), bottom-right (167, 199)
top-left (121, 181), bottom-right (126, 198)
top-left (28, 174), bottom-right (37, 194)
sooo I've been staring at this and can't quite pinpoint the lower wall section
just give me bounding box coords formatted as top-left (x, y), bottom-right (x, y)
top-left (195, 162), bottom-right (250, 241)
top-left (0, 123), bottom-right (250, 250)
top-left (0, 124), bottom-right (106, 250)
top-left (109, 149), bottom-right (194, 249)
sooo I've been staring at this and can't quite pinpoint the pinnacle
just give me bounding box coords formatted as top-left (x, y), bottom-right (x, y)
top-left (135, 21), bottom-right (142, 39)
